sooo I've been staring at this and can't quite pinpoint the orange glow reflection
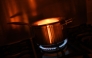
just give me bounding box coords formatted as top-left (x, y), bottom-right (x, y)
top-left (33, 18), bottom-right (60, 26)
top-left (10, 16), bottom-right (21, 29)
top-left (27, 0), bottom-right (37, 16)
top-left (47, 25), bottom-right (52, 44)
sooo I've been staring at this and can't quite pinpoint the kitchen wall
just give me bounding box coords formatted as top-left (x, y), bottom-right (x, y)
top-left (0, 0), bottom-right (7, 46)
top-left (0, 0), bottom-right (30, 46)
top-left (86, 0), bottom-right (92, 25)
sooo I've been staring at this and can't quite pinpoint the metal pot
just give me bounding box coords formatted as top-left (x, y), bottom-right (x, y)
top-left (31, 17), bottom-right (67, 45)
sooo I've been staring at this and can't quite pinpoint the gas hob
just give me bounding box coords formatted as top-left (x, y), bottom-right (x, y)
top-left (0, 24), bottom-right (92, 58)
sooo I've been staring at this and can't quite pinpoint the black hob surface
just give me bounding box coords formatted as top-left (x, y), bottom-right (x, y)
top-left (0, 24), bottom-right (92, 58)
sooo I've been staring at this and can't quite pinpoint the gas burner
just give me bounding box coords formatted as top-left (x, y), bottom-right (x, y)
top-left (39, 39), bottom-right (68, 53)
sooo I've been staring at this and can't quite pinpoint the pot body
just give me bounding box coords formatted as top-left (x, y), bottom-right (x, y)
top-left (32, 20), bottom-right (67, 45)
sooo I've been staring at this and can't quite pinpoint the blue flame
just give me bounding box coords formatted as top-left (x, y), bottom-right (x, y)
top-left (59, 39), bottom-right (68, 48)
top-left (39, 39), bottom-right (68, 51)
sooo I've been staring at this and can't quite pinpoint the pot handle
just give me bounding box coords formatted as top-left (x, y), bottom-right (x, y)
top-left (61, 18), bottom-right (73, 26)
